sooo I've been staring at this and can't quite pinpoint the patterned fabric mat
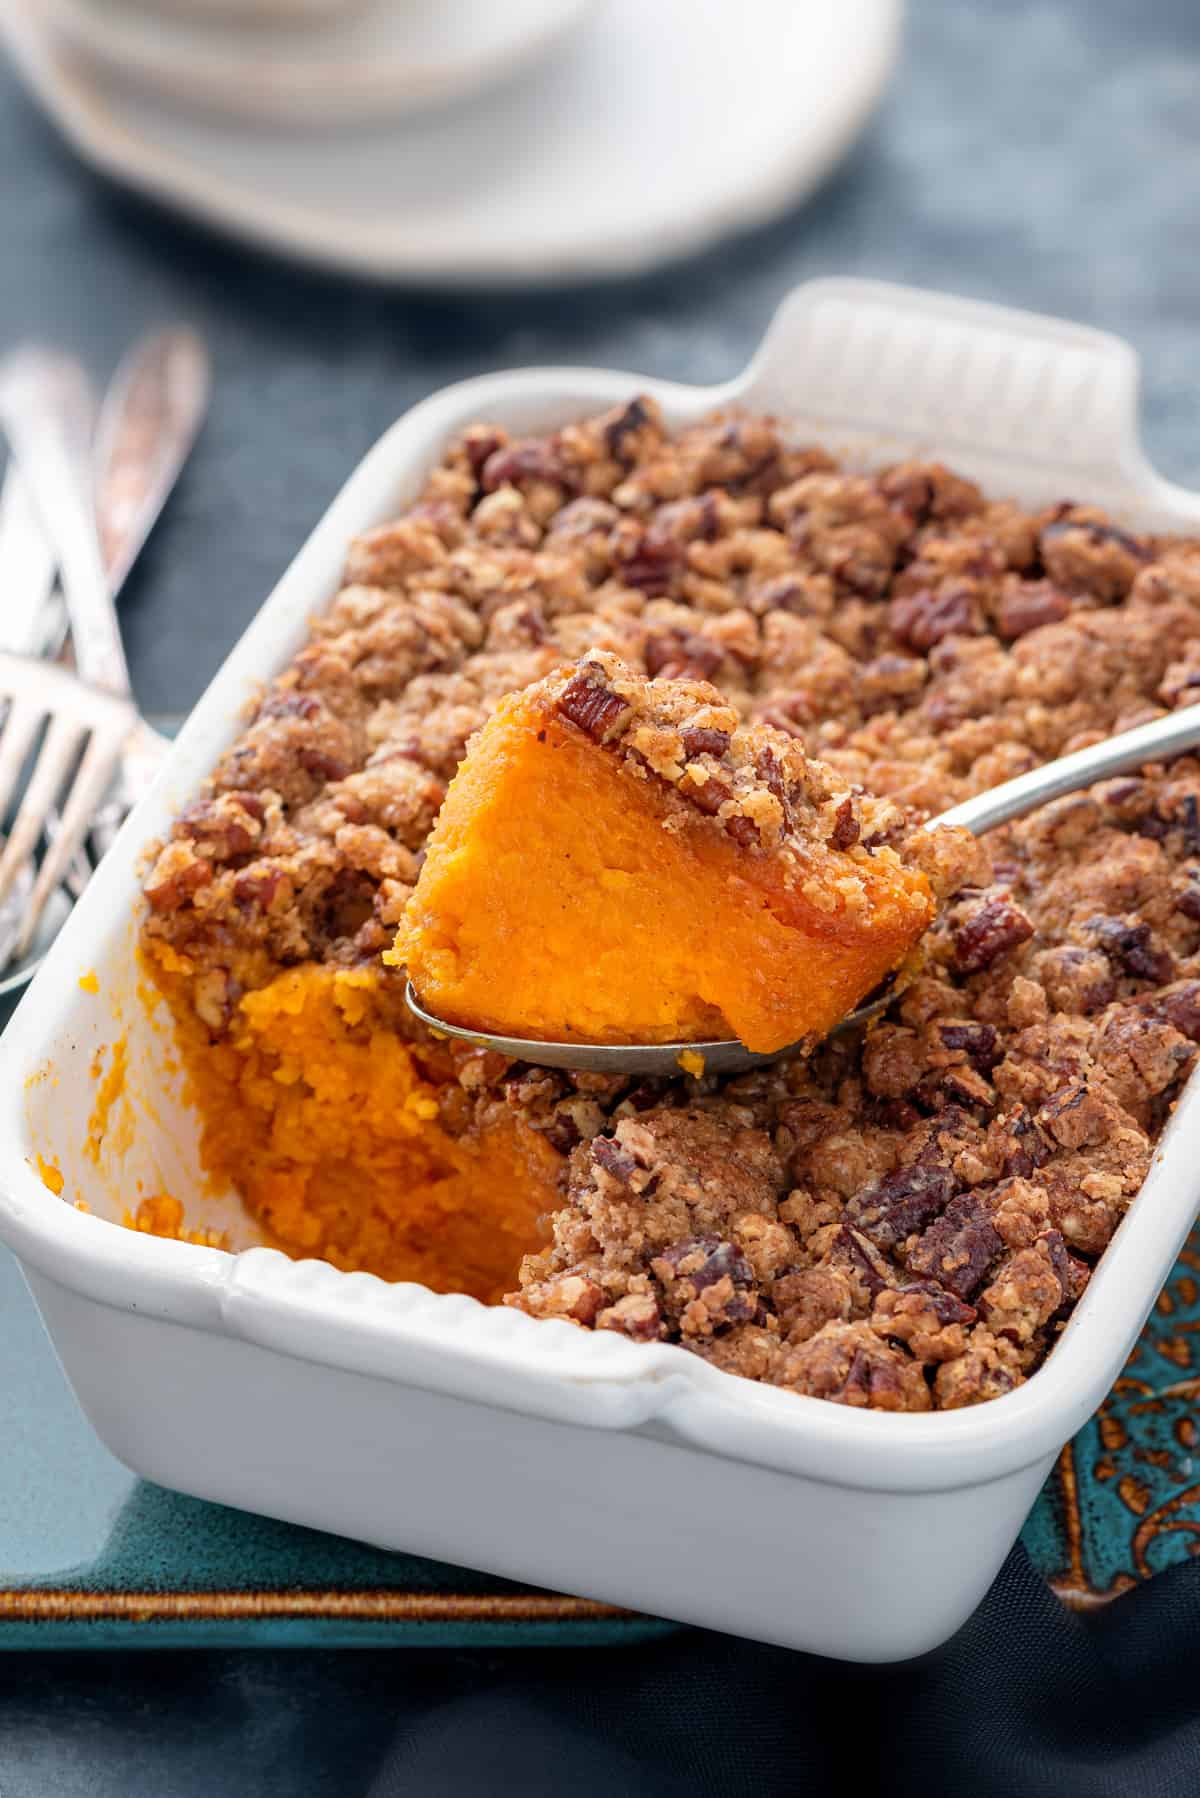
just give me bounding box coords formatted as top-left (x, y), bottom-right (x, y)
top-left (1023, 1217), bottom-right (1200, 1603)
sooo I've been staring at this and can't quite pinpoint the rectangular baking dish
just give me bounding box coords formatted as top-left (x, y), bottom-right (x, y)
top-left (4, 278), bottom-right (1200, 1664)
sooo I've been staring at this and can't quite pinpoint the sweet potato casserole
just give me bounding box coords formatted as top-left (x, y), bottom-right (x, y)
top-left (393, 651), bottom-right (964, 1055)
top-left (140, 396), bottom-right (1200, 1411)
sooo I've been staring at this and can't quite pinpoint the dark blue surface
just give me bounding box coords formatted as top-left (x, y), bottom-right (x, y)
top-left (4, 0), bottom-right (1200, 1789)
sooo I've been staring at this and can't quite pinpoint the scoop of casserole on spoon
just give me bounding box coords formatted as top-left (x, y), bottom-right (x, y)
top-left (398, 654), bottom-right (1200, 1078)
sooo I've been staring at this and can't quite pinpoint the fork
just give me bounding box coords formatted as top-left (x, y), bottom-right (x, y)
top-left (0, 460), bottom-right (59, 659)
top-left (0, 333), bottom-right (209, 857)
top-left (0, 653), bottom-right (135, 959)
top-left (0, 334), bottom-right (207, 983)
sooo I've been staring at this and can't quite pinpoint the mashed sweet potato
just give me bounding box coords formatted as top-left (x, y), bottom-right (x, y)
top-left (143, 947), bottom-right (558, 1300)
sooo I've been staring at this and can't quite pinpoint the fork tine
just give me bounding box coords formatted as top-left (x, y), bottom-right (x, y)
top-left (16, 726), bottom-right (124, 959)
top-left (0, 693), bottom-right (44, 834)
top-left (0, 654), bottom-right (136, 972)
top-left (0, 701), bottom-right (48, 920)
top-left (0, 711), bottom-right (86, 919)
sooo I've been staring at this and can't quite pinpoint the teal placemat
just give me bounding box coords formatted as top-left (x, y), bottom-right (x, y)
top-left (1022, 1217), bottom-right (1200, 1605)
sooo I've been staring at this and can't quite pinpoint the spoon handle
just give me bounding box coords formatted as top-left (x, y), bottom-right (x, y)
top-left (935, 701), bottom-right (1200, 838)
top-left (94, 327), bottom-right (210, 598)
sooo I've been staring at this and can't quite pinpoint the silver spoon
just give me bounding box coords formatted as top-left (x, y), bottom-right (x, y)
top-left (405, 699), bottom-right (1200, 1077)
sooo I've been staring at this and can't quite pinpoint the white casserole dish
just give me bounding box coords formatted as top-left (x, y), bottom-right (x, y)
top-left (5, 278), bottom-right (1200, 1664)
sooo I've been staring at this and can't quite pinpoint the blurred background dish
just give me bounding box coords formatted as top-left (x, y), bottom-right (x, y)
top-left (39, 0), bottom-right (597, 128)
top-left (3, 0), bottom-right (903, 284)
top-left (139, 0), bottom-right (361, 17)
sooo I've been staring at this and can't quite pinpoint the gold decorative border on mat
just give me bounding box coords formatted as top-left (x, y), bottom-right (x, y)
top-left (1045, 1440), bottom-right (1123, 1610)
top-left (0, 1590), bottom-right (634, 1622)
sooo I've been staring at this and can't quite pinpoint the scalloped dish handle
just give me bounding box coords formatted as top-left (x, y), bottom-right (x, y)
top-left (737, 277), bottom-right (1200, 525)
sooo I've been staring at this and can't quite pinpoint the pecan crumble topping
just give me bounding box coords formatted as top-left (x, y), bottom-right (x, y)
top-left (542, 649), bottom-right (943, 871)
top-left (141, 394), bottom-right (1200, 1411)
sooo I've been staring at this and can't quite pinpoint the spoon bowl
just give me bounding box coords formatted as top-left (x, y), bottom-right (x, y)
top-left (403, 983), bottom-right (787, 1079)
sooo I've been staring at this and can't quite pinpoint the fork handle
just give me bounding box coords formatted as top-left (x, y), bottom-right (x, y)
top-left (0, 350), bottom-right (131, 698)
top-left (937, 701), bottom-right (1200, 837)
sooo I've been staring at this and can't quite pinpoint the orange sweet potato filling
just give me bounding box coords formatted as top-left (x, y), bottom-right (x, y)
top-left (395, 693), bottom-right (936, 1055)
top-left (143, 948), bottom-right (557, 1301)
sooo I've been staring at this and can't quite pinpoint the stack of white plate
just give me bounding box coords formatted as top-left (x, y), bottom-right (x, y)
top-left (2, 0), bottom-right (903, 286)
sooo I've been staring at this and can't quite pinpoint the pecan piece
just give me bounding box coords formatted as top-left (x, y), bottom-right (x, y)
top-left (726, 814), bottom-right (760, 848)
top-left (644, 628), bottom-right (723, 680)
top-left (938, 1020), bottom-right (1002, 1073)
top-left (544, 1112), bottom-right (583, 1155)
top-left (1138, 981), bottom-right (1200, 1042)
top-left (834, 1224), bottom-right (894, 1295)
top-left (1036, 1081), bottom-right (1113, 1151)
top-left (556, 666), bottom-right (631, 742)
top-left (878, 461), bottom-right (982, 523)
top-left (888, 585), bottom-right (983, 651)
top-left (617, 530), bottom-right (684, 597)
top-left (829, 795), bottom-right (860, 851)
top-left (258, 688), bottom-right (321, 723)
top-left (1042, 516), bottom-right (1148, 561)
top-left (1039, 514), bottom-right (1150, 599)
top-left (953, 896), bottom-right (1035, 974)
top-left (654, 1234), bottom-right (754, 1294)
top-left (679, 770), bottom-right (732, 817)
top-left (144, 840), bottom-right (212, 912)
top-left (1040, 1227), bottom-right (1090, 1303)
top-left (603, 396), bottom-right (655, 464)
top-left (652, 1234), bottom-right (757, 1336)
top-left (1169, 794), bottom-right (1200, 856)
top-left (935, 1021), bottom-right (1000, 1071)
top-left (175, 790), bottom-right (266, 860)
top-left (461, 426), bottom-right (506, 481)
top-left (481, 439), bottom-right (571, 493)
top-left (934, 1330), bottom-right (1026, 1407)
top-left (994, 1106), bottom-right (1053, 1179)
top-left (915, 1064), bottom-right (996, 1115)
top-left (772, 1322), bottom-right (931, 1412)
top-left (680, 726), bottom-right (731, 760)
top-left (513, 1274), bottom-right (605, 1327)
top-left (871, 1281), bottom-right (976, 1362)
top-left (596, 1293), bottom-right (663, 1340)
top-left (591, 1135), bottom-right (639, 1183)
top-left (905, 1190), bottom-right (1002, 1299)
top-left (993, 579), bottom-right (1071, 639)
top-left (233, 866), bottom-right (288, 912)
top-left (978, 1230), bottom-right (1087, 1345)
top-left (1086, 916), bottom-right (1174, 985)
top-left (845, 1163), bottom-right (959, 1250)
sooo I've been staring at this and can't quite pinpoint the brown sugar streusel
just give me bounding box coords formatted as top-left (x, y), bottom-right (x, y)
top-left (141, 393), bottom-right (1200, 1411)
